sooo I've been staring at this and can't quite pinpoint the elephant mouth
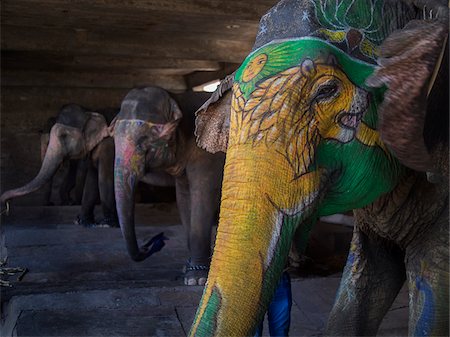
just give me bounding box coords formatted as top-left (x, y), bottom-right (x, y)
top-left (338, 112), bottom-right (363, 130)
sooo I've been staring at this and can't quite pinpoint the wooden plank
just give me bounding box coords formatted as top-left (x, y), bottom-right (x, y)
top-left (1, 0), bottom-right (275, 45)
top-left (2, 51), bottom-right (222, 73)
top-left (2, 69), bottom-right (188, 91)
top-left (185, 63), bottom-right (239, 89)
top-left (2, 20), bottom-right (260, 43)
top-left (2, 26), bottom-right (252, 63)
top-left (2, 0), bottom-right (276, 22)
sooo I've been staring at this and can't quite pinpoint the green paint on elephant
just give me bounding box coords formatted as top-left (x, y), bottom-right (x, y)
top-left (316, 137), bottom-right (403, 216)
top-left (234, 37), bottom-right (404, 218)
top-left (192, 286), bottom-right (222, 336)
top-left (236, 38), bottom-right (375, 99)
top-left (311, 0), bottom-right (387, 60)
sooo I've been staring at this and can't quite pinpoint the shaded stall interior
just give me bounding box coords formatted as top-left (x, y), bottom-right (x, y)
top-left (0, 1), bottom-right (395, 336)
top-left (1, 0), bottom-right (276, 206)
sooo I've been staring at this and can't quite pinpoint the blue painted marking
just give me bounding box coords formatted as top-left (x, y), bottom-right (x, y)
top-left (414, 276), bottom-right (435, 337)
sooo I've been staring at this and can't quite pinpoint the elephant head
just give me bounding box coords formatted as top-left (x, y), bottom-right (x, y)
top-left (112, 87), bottom-right (182, 262)
top-left (1, 104), bottom-right (110, 206)
top-left (191, 0), bottom-right (448, 335)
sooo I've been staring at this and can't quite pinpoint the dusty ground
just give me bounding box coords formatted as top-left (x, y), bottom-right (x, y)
top-left (0, 204), bottom-right (408, 336)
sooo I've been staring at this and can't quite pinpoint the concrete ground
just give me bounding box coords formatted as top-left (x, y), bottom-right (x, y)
top-left (0, 204), bottom-right (408, 337)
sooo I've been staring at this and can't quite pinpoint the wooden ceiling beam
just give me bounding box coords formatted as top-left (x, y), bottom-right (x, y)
top-left (2, 19), bottom-right (259, 42)
top-left (2, 0), bottom-right (275, 22)
top-left (2, 26), bottom-right (253, 63)
top-left (2, 51), bottom-right (222, 73)
top-left (1, 0), bottom-right (278, 92)
top-left (185, 63), bottom-right (239, 89)
top-left (2, 69), bottom-right (188, 91)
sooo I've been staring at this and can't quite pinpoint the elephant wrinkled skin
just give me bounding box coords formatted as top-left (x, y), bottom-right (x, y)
top-left (191, 0), bottom-right (448, 336)
top-left (112, 87), bottom-right (224, 285)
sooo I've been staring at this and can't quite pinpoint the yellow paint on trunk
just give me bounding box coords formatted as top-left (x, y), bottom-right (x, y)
top-left (191, 142), bottom-right (320, 336)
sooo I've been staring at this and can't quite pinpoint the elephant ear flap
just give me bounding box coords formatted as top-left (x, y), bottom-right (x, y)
top-left (83, 112), bottom-right (110, 152)
top-left (169, 97), bottom-right (183, 123)
top-left (195, 74), bottom-right (233, 153)
top-left (366, 12), bottom-right (448, 172)
top-left (107, 115), bottom-right (118, 137)
top-left (153, 97), bottom-right (183, 142)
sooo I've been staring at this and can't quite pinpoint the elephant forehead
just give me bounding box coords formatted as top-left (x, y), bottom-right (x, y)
top-left (51, 123), bottom-right (83, 135)
top-left (115, 119), bottom-right (166, 132)
top-left (235, 37), bottom-right (376, 100)
top-left (253, 0), bottom-right (417, 63)
top-left (120, 93), bottom-right (173, 124)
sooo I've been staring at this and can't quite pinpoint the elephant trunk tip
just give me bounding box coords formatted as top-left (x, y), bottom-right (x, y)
top-left (127, 232), bottom-right (168, 262)
top-left (1, 191), bottom-right (13, 205)
top-left (130, 252), bottom-right (146, 262)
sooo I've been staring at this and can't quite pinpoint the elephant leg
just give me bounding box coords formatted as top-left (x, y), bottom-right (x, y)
top-left (405, 205), bottom-right (449, 337)
top-left (42, 180), bottom-right (54, 206)
top-left (71, 158), bottom-right (89, 205)
top-left (325, 226), bottom-right (406, 336)
top-left (176, 175), bottom-right (191, 244)
top-left (76, 164), bottom-right (99, 227)
top-left (175, 175), bottom-right (198, 285)
top-left (56, 161), bottom-right (70, 205)
top-left (96, 138), bottom-right (118, 228)
top-left (60, 159), bottom-right (78, 205)
top-left (183, 152), bottom-right (223, 286)
top-left (40, 133), bottom-right (54, 205)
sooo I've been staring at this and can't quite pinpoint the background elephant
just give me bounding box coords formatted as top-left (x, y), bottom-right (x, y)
top-left (112, 87), bottom-right (225, 286)
top-left (1, 104), bottom-right (119, 227)
top-left (40, 116), bottom-right (89, 206)
top-left (191, 0), bottom-right (448, 336)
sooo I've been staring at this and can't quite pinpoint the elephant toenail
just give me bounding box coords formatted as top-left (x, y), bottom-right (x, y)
top-left (187, 278), bottom-right (198, 286)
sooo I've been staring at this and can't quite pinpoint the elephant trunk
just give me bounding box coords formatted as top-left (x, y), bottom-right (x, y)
top-left (190, 144), bottom-right (321, 336)
top-left (114, 141), bottom-right (148, 262)
top-left (0, 132), bottom-right (66, 204)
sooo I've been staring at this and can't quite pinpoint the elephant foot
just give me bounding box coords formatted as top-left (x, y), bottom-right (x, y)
top-left (74, 215), bottom-right (96, 228)
top-left (96, 217), bottom-right (119, 228)
top-left (184, 258), bottom-right (209, 286)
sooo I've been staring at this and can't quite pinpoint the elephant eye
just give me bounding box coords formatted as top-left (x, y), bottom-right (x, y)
top-left (136, 136), bottom-right (149, 152)
top-left (314, 81), bottom-right (339, 101)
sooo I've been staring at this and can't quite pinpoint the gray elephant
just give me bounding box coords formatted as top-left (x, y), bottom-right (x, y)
top-left (1, 104), bottom-right (119, 227)
top-left (112, 87), bottom-right (225, 286)
top-left (190, 0), bottom-right (448, 336)
top-left (40, 116), bottom-right (89, 206)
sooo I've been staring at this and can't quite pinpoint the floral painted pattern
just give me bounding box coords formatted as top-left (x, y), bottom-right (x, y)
top-left (310, 0), bottom-right (391, 60)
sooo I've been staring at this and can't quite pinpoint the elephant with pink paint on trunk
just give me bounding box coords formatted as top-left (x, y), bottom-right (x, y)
top-left (111, 87), bottom-right (225, 285)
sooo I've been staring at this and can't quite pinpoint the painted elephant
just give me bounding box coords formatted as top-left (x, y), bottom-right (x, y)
top-left (1, 104), bottom-right (119, 227)
top-left (112, 87), bottom-right (225, 286)
top-left (191, 0), bottom-right (448, 336)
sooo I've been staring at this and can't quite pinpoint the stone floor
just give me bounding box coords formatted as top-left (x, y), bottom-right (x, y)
top-left (0, 204), bottom-right (408, 336)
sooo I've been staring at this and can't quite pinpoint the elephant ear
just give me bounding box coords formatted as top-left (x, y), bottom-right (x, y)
top-left (169, 97), bottom-right (183, 122)
top-left (366, 8), bottom-right (448, 172)
top-left (107, 115), bottom-right (118, 137)
top-left (83, 112), bottom-right (110, 152)
top-left (195, 74), bottom-right (233, 153)
top-left (155, 97), bottom-right (183, 142)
